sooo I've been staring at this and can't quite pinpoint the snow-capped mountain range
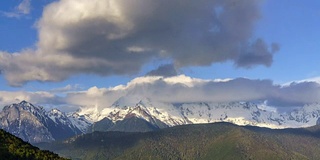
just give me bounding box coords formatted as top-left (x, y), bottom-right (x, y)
top-left (95, 96), bottom-right (320, 130)
top-left (2, 98), bottom-right (320, 143)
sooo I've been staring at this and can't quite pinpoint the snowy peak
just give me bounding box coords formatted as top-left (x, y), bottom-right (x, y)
top-left (47, 108), bottom-right (65, 119)
top-left (0, 101), bottom-right (54, 143)
top-left (102, 97), bottom-right (177, 128)
top-left (4, 101), bottom-right (46, 118)
top-left (19, 100), bottom-right (33, 106)
top-left (47, 108), bottom-right (70, 125)
top-left (68, 112), bottom-right (92, 133)
top-left (0, 101), bottom-right (92, 143)
top-left (97, 98), bottom-right (320, 129)
top-left (285, 103), bottom-right (320, 125)
top-left (48, 108), bottom-right (64, 115)
top-left (112, 95), bottom-right (149, 108)
top-left (18, 100), bottom-right (44, 112)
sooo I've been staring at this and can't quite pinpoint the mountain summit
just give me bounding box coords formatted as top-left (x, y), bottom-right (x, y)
top-left (0, 101), bottom-right (91, 143)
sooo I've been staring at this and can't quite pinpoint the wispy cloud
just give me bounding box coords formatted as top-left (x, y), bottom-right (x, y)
top-left (49, 84), bottom-right (82, 93)
top-left (2, 0), bottom-right (31, 18)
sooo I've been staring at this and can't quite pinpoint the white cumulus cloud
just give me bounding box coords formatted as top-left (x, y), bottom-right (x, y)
top-left (0, 0), bottom-right (279, 86)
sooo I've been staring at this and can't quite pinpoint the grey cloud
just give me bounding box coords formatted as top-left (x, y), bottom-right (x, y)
top-left (116, 0), bottom-right (278, 68)
top-left (2, 76), bottom-right (320, 111)
top-left (0, 0), bottom-right (278, 85)
top-left (132, 78), bottom-right (275, 103)
top-left (49, 84), bottom-right (82, 93)
top-left (268, 82), bottom-right (320, 107)
top-left (236, 39), bottom-right (278, 68)
top-left (62, 76), bottom-right (320, 111)
top-left (146, 64), bottom-right (178, 77)
top-left (271, 43), bottom-right (280, 53)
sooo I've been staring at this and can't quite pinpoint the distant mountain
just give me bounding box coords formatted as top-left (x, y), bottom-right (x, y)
top-left (89, 97), bottom-right (320, 131)
top-left (46, 108), bottom-right (83, 141)
top-left (88, 114), bottom-right (168, 133)
top-left (0, 101), bottom-right (91, 143)
top-left (87, 117), bottom-right (114, 132)
top-left (38, 122), bottom-right (320, 160)
top-left (88, 116), bottom-right (167, 133)
top-left (0, 129), bottom-right (66, 160)
top-left (107, 116), bottom-right (164, 132)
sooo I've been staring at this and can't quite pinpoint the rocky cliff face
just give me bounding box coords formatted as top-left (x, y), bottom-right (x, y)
top-left (0, 101), bottom-right (91, 143)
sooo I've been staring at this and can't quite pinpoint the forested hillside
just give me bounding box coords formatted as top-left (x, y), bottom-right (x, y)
top-left (0, 129), bottom-right (67, 160)
top-left (39, 122), bottom-right (320, 160)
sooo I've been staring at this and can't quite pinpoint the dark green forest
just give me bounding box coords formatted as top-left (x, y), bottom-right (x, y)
top-left (38, 122), bottom-right (320, 160)
top-left (0, 129), bottom-right (67, 160)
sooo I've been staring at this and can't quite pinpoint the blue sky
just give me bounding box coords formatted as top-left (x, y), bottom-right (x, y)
top-left (0, 0), bottom-right (320, 110)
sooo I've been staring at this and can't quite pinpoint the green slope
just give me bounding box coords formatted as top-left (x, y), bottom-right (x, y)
top-left (38, 122), bottom-right (320, 160)
top-left (0, 129), bottom-right (67, 160)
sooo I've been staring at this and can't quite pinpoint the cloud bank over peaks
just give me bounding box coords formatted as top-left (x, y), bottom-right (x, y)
top-left (56, 75), bottom-right (320, 112)
top-left (1, 75), bottom-right (320, 112)
top-left (0, 0), bottom-right (279, 86)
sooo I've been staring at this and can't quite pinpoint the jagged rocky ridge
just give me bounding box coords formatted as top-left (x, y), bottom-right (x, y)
top-left (0, 101), bottom-right (91, 143)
